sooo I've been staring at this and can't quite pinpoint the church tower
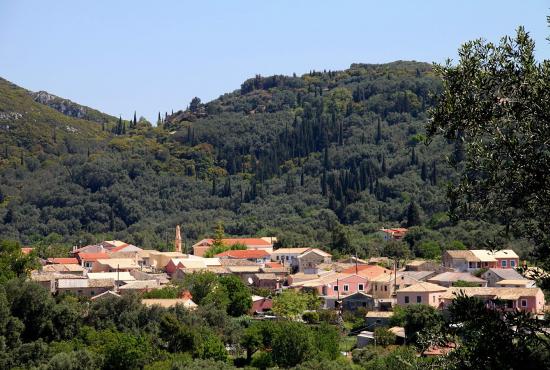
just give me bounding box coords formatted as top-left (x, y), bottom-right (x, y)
top-left (175, 225), bottom-right (182, 253)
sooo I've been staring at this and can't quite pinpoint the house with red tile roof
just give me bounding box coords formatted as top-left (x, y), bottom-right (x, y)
top-left (215, 249), bottom-right (271, 263)
top-left (76, 252), bottom-right (109, 270)
top-left (378, 228), bottom-right (408, 241)
top-left (46, 257), bottom-right (79, 265)
top-left (192, 237), bottom-right (274, 257)
top-left (341, 264), bottom-right (391, 280)
top-left (21, 247), bottom-right (34, 255)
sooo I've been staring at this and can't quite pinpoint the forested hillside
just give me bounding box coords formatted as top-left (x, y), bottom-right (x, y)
top-left (0, 62), bottom-right (528, 258)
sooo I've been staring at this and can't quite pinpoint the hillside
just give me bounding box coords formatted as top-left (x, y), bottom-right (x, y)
top-left (0, 62), bottom-right (525, 259)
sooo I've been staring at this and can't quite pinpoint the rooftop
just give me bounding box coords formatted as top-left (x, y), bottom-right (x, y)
top-left (96, 258), bottom-right (139, 269)
top-left (428, 272), bottom-right (486, 283)
top-left (215, 249), bottom-right (270, 259)
top-left (271, 247), bottom-right (311, 255)
top-left (442, 287), bottom-right (542, 300)
top-left (47, 257), bottom-right (79, 264)
top-left (396, 282), bottom-right (447, 293)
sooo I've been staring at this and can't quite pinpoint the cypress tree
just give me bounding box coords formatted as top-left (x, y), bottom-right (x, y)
top-left (376, 117), bottom-right (382, 144)
top-left (52, 127), bottom-right (57, 143)
top-left (300, 171), bottom-right (304, 187)
top-left (323, 147), bottom-right (330, 170)
top-left (410, 147), bottom-right (417, 165)
top-left (321, 170), bottom-right (328, 196)
top-left (102, 121), bottom-right (105, 131)
top-left (133, 111), bottom-right (137, 128)
top-left (157, 112), bottom-right (162, 126)
top-left (211, 177), bottom-right (217, 196)
top-left (0, 187), bottom-right (4, 203)
top-left (421, 162), bottom-right (428, 181)
top-left (431, 160), bottom-right (437, 185)
top-left (406, 200), bottom-right (421, 227)
top-left (381, 154), bottom-right (386, 174)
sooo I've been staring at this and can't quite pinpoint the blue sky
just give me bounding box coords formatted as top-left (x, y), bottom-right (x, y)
top-left (1, 1), bottom-right (548, 122)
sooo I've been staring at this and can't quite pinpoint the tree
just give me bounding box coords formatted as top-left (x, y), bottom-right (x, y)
top-left (402, 304), bottom-right (442, 345)
top-left (272, 290), bottom-right (309, 320)
top-left (441, 292), bottom-right (550, 370)
top-left (373, 327), bottom-right (396, 346)
top-left (406, 200), bottom-right (421, 227)
top-left (415, 240), bottom-right (441, 259)
top-left (271, 322), bottom-right (314, 368)
top-left (218, 275), bottom-right (252, 317)
top-left (428, 26), bottom-right (550, 282)
top-left (189, 97), bottom-right (202, 113)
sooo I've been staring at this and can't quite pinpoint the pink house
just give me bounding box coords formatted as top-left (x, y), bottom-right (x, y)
top-left (291, 272), bottom-right (369, 298)
top-left (396, 282), bottom-right (448, 308)
top-left (440, 287), bottom-right (545, 314)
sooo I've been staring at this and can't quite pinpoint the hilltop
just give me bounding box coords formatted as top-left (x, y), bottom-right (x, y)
top-left (0, 62), bottom-right (522, 258)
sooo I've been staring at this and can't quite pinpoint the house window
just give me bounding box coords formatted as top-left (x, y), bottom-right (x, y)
top-left (521, 299), bottom-right (527, 307)
top-left (416, 296), bottom-right (422, 303)
top-left (286, 256), bottom-right (290, 261)
top-left (90, 291), bottom-right (95, 296)
top-left (510, 260), bottom-right (516, 267)
top-left (384, 286), bottom-right (388, 292)
top-left (501, 260), bottom-right (507, 268)
top-left (343, 284), bottom-right (349, 292)
top-left (375, 285), bottom-right (378, 291)
top-left (333, 286), bottom-right (339, 292)
top-left (433, 296), bottom-right (436, 303)
top-left (276, 256), bottom-right (280, 260)
top-left (358, 284), bottom-right (364, 291)
top-left (404, 296), bottom-right (409, 304)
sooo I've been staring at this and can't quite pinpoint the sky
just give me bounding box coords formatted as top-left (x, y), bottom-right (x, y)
top-left (0, 1), bottom-right (548, 123)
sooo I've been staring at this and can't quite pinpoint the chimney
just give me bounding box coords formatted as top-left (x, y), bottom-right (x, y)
top-left (175, 225), bottom-right (182, 253)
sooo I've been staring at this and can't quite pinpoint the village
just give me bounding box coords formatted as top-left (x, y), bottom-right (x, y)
top-left (25, 225), bottom-right (548, 353)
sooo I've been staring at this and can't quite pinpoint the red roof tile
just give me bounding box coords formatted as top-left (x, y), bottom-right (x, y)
top-left (77, 252), bottom-right (109, 261)
top-left (110, 243), bottom-right (131, 252)
top-left (215, 249), bottom-right (270, 259)
top-left (47, 257), bottom-right (79, 264)
top-left (341, 264), bottom-right (390, 279)
top-left (21, 247), bottom-right (34, 255)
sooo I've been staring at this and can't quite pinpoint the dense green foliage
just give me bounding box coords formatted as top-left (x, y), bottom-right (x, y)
top-left (428, 27), bottom-right (550, 280)
top-left (0, 62), bottom-right (528, 263)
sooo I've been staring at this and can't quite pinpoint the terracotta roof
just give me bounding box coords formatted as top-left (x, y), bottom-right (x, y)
top-left (482, 268), bottom-right (524, 280)
top-left (341, 264), bottom-right (390, 279)
top-left (110, 243), bottom-right (141, 253)
top-left (42, 264), bottom-right (85, 273)
top-left (445, 250), bottom-right (479, 262)
top-left (396, 282), bottom-right (447, 293)
top-left (119, 280), bottom-right (160, 290)
top-left (47, 257), bottom-right (79, 264)
top-left (442, 287), bottom-right (543, 300)
top-left (298, 248), bottom-right (332, 258)
top-left (266, 262), bottom-right (283, 268)
top-left (428, 272), bottom-right (486, 283)
top-left (96, 258), bottom-right (139, 269)
top-left (215, 249), bottom-right (270, 259)
top-left (219, 259), bottom-right (259, 267)
top-left (271, 247), bottom-right (311, 255)
top-left (495, 279), bottom-right (534, 286)
top-left (21, 247), bottom-right (34, 255)
top-left (77, 252), bottom-right (109, 261)
top-left (226, 266), bottom-right (262, 273)
top-left (87, 272), bottom-right (135, 281)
